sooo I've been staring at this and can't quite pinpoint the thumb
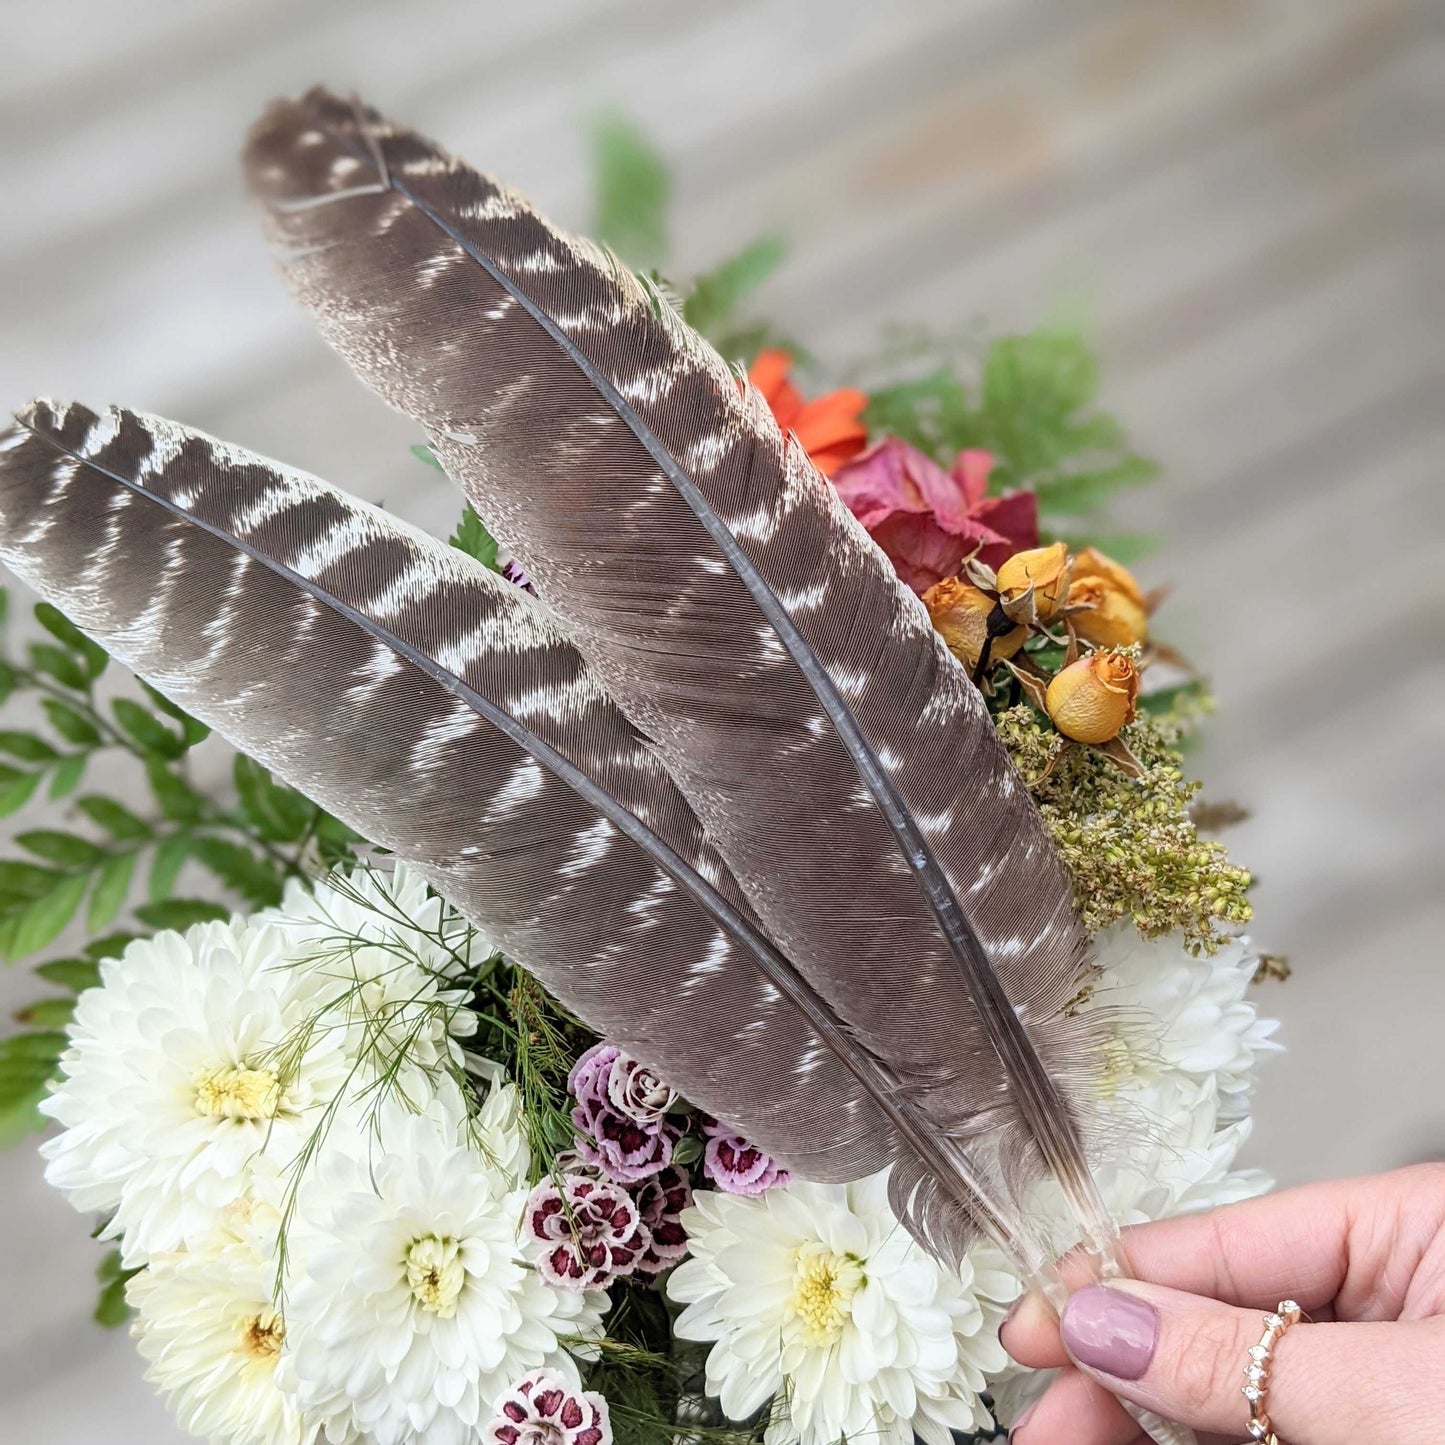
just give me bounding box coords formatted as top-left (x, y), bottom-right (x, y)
top-left (1057, 1281), bottom-right (1445, 1444)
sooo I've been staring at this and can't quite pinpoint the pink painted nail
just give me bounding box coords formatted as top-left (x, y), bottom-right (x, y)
top-left (1060, 1285), bottom-right (1159, 1381)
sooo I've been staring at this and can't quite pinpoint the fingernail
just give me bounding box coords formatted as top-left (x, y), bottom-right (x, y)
top-left (1060, 1284), bottom-right (1159, 1381)
top-left (1008, 1400), bottom-right (1037, 1440)
top-left (997, 1295), bottom-right (1022, 1344)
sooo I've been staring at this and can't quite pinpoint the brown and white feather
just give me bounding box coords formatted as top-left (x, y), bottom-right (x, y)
top-left (0, 399), bottom-right (974, 1200)
top-left (244, 90), bottom-right (1119, 1264)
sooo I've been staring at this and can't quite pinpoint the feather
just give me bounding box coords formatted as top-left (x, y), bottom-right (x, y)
top-left (244, 91), bottom-right (1121, 1270)
top-left (0, 398), bottom-right (1030, 1260)
top-left (246, 101), bottom-right (1202, 1441)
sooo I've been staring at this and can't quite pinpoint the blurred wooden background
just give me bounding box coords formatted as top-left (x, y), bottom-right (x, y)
top-left (1, 1), bottom-right (1440, 1438)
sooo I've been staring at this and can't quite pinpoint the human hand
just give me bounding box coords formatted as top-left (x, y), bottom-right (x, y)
top-left (1000, 1164), bottom-right (1445, 1443)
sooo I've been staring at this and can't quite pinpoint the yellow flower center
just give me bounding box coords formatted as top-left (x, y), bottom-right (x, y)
top-left (789, 1244), bottom-right (864, 1346)
top-left (239, 1308), bottom-right (284, 1361)
top-left (405, 1235), bottom-right (465, 1317)
top-left (193, 1065), bottom-right (280, 1121)
top-left (1095, 1033), bottom-right (1143, 1099)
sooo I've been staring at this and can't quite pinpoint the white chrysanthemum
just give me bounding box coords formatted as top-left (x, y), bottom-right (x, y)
top-left (127, 1221), bottom-right (314, 1445)
top-left (472, 1077), bottom-right (532, 1187)
top-left (264, 866), bottom-right (479, 1103)
top-left (1086, 926), bottom-right (1281, 1121)
top-left (281, 1097), bottom-right (604, 1445)
top-left (40, 919), bottom-right (354, 1266)
top-left (668, 1172), bottom-right (1012, 1445)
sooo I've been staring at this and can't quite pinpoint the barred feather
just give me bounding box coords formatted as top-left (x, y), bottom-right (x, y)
top-left (0, 399), bottom-right (1030, 1256)
top-left (244, 91), bottom-right (1120, 1265)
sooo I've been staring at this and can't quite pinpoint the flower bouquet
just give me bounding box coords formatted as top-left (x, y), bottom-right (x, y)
top-left (0, 96), bottom-right (1282, 1445)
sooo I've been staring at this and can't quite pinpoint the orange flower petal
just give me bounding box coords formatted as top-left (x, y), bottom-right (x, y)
top-left (747, 349), bottom-right (804, 428)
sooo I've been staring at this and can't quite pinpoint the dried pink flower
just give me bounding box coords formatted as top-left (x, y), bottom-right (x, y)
top-left (700, 1117), bottom-right (791, 1197)
top-left (485, 1369), bottom-right (612, 1445)
top-left (832, 437), bottom-right (1038, 594)
top-left (524, 1174), bottom-right (645, 1290)
top-left (568, 1044), bottom-right (681, 1184)
top-left (631, 1164), bottom-right (693, 1277)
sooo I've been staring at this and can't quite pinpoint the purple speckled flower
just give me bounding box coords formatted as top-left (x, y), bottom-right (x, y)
top-left (485, 1369), bottom-right (612, 1445)
top-left (568, 1044), bottom-right (681, 1184)
top-left (502, 558), bottom-right (535, 593)
top-left (523, 1174), bottom-right (644, 1290)
top-left (630, 1164), bottom-right (693, 1277)
top-left (701, 1117), bottom-right (790, 1196)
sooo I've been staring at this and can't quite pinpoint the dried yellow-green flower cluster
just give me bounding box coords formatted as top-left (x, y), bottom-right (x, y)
top-left (994, 695), bottom-right (1252, 951)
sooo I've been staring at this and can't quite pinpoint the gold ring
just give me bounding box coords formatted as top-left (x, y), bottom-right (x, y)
top-left (1243, 1299), bottom-right (1303, 1443)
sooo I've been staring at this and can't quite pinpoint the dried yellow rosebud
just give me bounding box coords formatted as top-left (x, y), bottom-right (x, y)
top-left (996, 542), bottom-right (1072, 624)
top-left (1070, 547), bottom-right (1148, 648)
top-left (1045, 651), bottom-right (1140, 743)
top-left (923, 578), bottom-right (1027, 669)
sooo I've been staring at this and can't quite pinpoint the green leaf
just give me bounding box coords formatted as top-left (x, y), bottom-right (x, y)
top-left (0, 661), bottom-right (17, 706)
top-left (0, 731), bottom-right (58, 762)
top-left (134, 898), bottom-right (230, 932)
top-left (27, 642), bottom-right (88, 690)
top-left (84, 933), bottom-right (140, 962)
top-left (41, 699), bottom-right (102, 747)
top-left (36, 957), bottom-right (102, 992)
top-left (0, 1083), bottom-right (49, 1147)
top-left (410, 442), bottom-right (444, 471)
top-left (112, 698), bottom-right (184, 758)
top-left (35, 603), bottom-right (108, 679)
top-left (140, 684), bottom-right (210, 746)
top-left (88, 853), bottom-right (135, 931)
top-left (14, 995), bottom-right (76, 1029)
top-left (76, 795), bottom-right (151, 842)
top-left (6, 873), bottom-right (90, 959)
top-left (46, 754), bottom-right (86, 801)
top-left (93, 1245), bottom-right (143, 1325)
top-left (190, 837), bottom-right (283, 909)
top-left (96, 1248), bottom-right (130, 1284)
top-left (93, 1274), bottom-right (133, 1329)
top-left (0, 1031), bottom-right (68, 1063)
top-left (0, 861), bottom-right (66, 898)
top-left (148, 835), bottom-right (191, 903)
top-left (448, 506), bottom-right (500, 571)
top-left (15, 830), bottom-right (105, 868)
top-left (862, 368), bottom-right (975, 464)
top-left (315, 811), bottom-right (362, 869)
top-left (591, 113), bottom-right (670, 270)
top-left (145, 757), bottom-right (204, 823)
top-left (0, 770), bottom-right (40, 817)
top-left (682, 235), bottom-right (787, 338)
top-left (233, 756), bottom-right (311, 842)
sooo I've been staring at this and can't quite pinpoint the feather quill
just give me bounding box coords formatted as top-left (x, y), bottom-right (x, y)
top-left (0, 399), bottom-right (1033, 1260)
top-left (244, 91), bottom-right (1121, 1270)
